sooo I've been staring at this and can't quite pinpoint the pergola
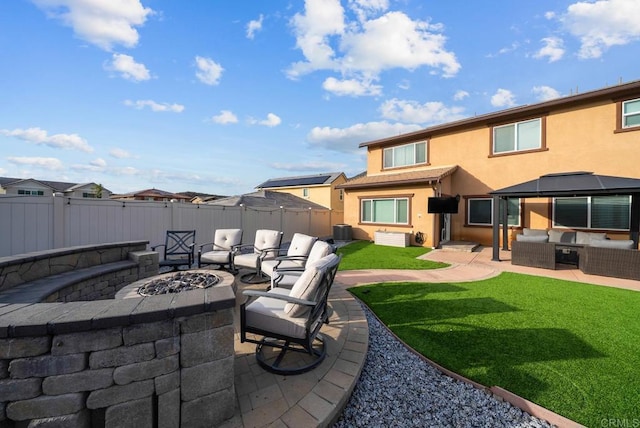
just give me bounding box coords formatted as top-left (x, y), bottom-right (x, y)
top-left (489, 172), bottom-right (640, 261)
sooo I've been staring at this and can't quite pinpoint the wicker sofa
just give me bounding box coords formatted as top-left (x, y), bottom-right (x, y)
top-left (511, 228), bottom-right (640, 280)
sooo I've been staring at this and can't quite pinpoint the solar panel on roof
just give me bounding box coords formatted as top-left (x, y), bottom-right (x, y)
top-left (262, 175), bottom-right (332, 188)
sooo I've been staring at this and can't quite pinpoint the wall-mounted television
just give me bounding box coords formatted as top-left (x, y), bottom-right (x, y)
top-left (428, 195), bottom-right (460, 214)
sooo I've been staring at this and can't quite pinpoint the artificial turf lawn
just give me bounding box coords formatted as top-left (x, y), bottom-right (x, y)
top-left (349, 273), bottom-right (640, 427)
top-left (336, 240), bottom-right (448, 271)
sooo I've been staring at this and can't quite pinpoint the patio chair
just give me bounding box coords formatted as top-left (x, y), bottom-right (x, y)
top-left (234, 229), bottom-right (283, 283)
top-left (260, 233), bottom-right (318, 279)
top-left (197, 228), bottom-right (243, 272)
top-left (151, 230), bottom-right (196, 271)
top-left (240, 253), bottom-right (341, 375)
top-left (270, 240), bottom-right (335, 290)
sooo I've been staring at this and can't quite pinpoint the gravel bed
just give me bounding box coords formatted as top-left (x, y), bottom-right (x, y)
top-left (333, 303), bottom-right (553, 428)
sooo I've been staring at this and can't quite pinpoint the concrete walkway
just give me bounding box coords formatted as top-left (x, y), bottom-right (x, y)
top-left (224, 246), bottom-right (640, 428)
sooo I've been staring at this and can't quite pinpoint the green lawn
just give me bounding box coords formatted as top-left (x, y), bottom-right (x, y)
top-left (336, 240), bottom-right (448, 270)
top-left (349, 273), bottom-right (640, 427)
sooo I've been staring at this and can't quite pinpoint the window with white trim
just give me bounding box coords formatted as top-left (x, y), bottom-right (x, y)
top-left (493, 118), bottom-right (541, 154)
top-left (302, 188), bottom-right (309, 197)
top-left (338, 189), bottom-right (343, 201)
top-left (622, 98), bottom-right (640, 129)
top-left (553, 196), bottom-right (631, 230)
top-left (383, 141), bottom-right (426, 168)
top-left (467, 197), bottom-right (520, 226)
top-left (361, 198), bottom-right (409, 224)
top-left (82, 192), bottom-right (97, 198)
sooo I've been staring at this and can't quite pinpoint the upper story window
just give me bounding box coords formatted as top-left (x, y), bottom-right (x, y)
top-left (492, 118), bottom-right (542, 155)
top-left (82, 192), bottom-right (97, 198)
top-left (302, 188), bottom-right (309, 197)
top-left (383, 141), bottom-right (427, 169)
top-left (338, 189), bottom-right (344, 201)
top-left (18, 189), bottom-right (44, 196)
top-left (622, 98), bottom-right (640, 129)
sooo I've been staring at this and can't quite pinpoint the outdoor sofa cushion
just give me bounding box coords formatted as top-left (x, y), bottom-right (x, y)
top-left (244, 288), bottom-right (309, 339)
top-left (548, 230), bottom-right (576, 244)
top-left (515, 234), bottom-right (549, 243)
top-left (589, 239), bottom-right (635, 250)
top-left (522, 228), bottom-right (549, 237)
top-left (575, 231), bottom-right (607, 245)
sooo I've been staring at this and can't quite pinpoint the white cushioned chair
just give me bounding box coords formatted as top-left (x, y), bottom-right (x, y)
top-left (240, 253), bottom-right (341, 375)
top-left (270, 240), bottom-right (335, 290)
top-left (197, 228), bottom-right (243, 272)
top-left (234, 229), bottom-right (283, 283)
top-left (260, 233), bottom-right (318, 279)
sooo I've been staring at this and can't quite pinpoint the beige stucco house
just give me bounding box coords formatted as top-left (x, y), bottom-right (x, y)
top-left (338, 80), bottom-right (640, 248)
top-left (0, 177), bottom-right (111, 198)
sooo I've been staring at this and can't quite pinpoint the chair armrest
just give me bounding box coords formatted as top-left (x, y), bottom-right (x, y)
top-left (258, 246), bottom-right (282, 260)
top-left (236, 244), bottom-right (257, 254)
top-left (242, 290), bottom-right (316, 307)
top-left (150, 244), bottom-right (166, 251)
top-left (197, 242), bottom-right (215, 253)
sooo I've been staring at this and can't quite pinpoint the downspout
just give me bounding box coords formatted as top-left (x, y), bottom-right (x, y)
top-left (431, 180), bottom-right (441, 248)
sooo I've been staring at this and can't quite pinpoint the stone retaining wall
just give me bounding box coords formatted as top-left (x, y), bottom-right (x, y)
top-left (0, 243), bottom-right (237, 427)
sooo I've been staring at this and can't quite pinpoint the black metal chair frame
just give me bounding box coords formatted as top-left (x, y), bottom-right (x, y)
top-left (197, 229), bottom-right (243, 273)
top-left (151, 230), bottom-right (196, 272)
top-left (240, 255), bottom-right (341, 375)
top-left (237, 231), bottom-right (283, 284)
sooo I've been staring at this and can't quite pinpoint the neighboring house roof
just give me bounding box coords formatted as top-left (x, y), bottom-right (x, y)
top-left (111, 188), bottom-right (191, 200)
top-left (0, 176), bottom-right (107, 193)
top-left (206, 190), bottom-right (329, 210)
top-left (337, 166), bottom-right (458, 190)
top-left (360, 79), bottom-right (640, 149)
top-left (491, 171), bottom-right (640, 197)
top-left (256, 172), bottom-right (345, 189)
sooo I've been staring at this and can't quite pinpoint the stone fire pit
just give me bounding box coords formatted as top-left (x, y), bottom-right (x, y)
top-left (115, 269), bottom-right (236, 299)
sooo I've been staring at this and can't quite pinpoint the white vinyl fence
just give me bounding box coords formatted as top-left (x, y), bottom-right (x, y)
top-left (0, 195), bottom-right (343, 258)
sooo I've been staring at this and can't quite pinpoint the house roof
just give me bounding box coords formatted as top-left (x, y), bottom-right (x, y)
top-left (336, 166), bottom-right (458, 190)
top-left (206, 190), bottom-right (328, 210)
top-left (0, 176), bottom-right (105, 193)
top-left (491, 171), bottom-right (640, 198)
top-left (360, 79), bottom-right (640, 149)
top-left (111, 188), bottom-right (191, 200)
top-left (256, 172), bottom-right (345, 189)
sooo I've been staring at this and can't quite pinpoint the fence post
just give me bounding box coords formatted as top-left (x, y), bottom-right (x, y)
top-left (53, 194), bottom-right (65, 249)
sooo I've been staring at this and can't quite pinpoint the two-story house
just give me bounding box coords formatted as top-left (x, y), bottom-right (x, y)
top-left (0, 177), bottom-right (111, 198)
top-left (338, 80), bottom-right (640, 248)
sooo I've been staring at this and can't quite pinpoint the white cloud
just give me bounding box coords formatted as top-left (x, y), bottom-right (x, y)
top-left (124, 99), bottom-right (184, 112)
top-left (322, 77), bottom-right (382, 96)
top-left (491, 89), bottom-right (517, 108)
top-left (246, 14), bottom-right (264, 39)
top-left (109, 148), bottom-right (134, 159)
top-left (211, 110), bottom-right (238, 125)
top-left (71, 157), bottom-right (107, 172)
top-left (91, 158), bottom-right (107, 167)
top-left (251, 113), bottom-right (281, 127)
top-left (559, 0), bottom-right (640, 59)
top-left (532, 85), bottom-right (562, 101)
top-left (307, 121), bottom-right (422, 153)
top-left (1, 127), bottom-right (93, 152)
top-left (287, 1), bottom-right (460, 87)
top-left (379, 98), bottom-right (465, 124)
top-left (0, 168), bottom-right (6, 175)
top-left (32, 0), bottom-right (153, 51)
top-left (269, 161), bottom-right (348, 171)
top-left (453, 90), bottom-right (469, 101)
top-left (107, 53), bottom-right (151, 81)
top-left (195, 56), bottom-right (223, 85)
top-left (533, 37), bottom-right (565, 62)
top-left (7, 156), bottom-right (64, 170)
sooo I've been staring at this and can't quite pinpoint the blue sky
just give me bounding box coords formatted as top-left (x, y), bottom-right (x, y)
top-left (1, 0), bottom-right (640, 195)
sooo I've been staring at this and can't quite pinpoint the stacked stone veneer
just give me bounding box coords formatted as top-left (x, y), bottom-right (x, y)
top-left (0, 243), bottom-right (237, 427)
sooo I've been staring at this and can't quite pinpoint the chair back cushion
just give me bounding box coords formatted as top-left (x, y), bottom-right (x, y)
top-left (214, 229), bottom-right (243, 250)
top-left (287, 233), bottom-right (317, 257)
top-left (254, 229), bottom-right (282, 256)
top-left (306, 241), bottom-right (334, 265)
top-left (285, 253), bottom-right (339, 317)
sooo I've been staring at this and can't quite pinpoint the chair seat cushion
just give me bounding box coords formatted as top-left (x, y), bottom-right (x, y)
top-left (200, 250), bottom-right (230, 264)
top-left (261, 259), bottom-right (305, 277)
top-left (234, 253), bottom-right (260, 269)
top-left (245, 289), bottom-right (308, 339)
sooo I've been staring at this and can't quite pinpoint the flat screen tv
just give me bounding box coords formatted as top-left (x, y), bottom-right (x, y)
top-left (428, 196), bottom-right (459, 214)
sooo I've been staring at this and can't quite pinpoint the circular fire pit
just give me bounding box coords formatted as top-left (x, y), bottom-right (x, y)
top-left (116, 269), bottom-right (236, 299)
